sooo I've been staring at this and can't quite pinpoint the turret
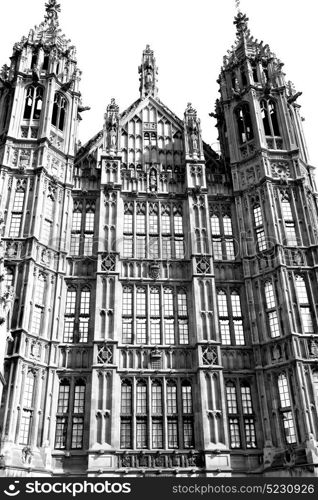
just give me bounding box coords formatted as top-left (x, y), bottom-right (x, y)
top-left (138, 45), bottom-right (158, 99)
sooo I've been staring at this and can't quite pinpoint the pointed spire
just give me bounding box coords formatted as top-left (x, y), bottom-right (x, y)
top-left (139, 45), bottom-right (158, 99)
top-left (44, 0), bottom-right (61, 27)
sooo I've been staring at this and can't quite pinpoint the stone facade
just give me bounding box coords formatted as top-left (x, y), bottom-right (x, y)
top-left (0, 2), bottom-right (317, 477)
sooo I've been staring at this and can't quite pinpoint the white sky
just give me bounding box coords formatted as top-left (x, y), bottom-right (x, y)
top-left (0, 0), bottom-right (317, 167)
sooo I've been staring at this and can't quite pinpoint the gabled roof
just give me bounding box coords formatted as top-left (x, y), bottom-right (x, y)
top-left (76, 95), bottom-right (185, 161)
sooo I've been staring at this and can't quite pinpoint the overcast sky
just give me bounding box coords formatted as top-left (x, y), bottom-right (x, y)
top-left (0, 0), bottom-right (317, 166)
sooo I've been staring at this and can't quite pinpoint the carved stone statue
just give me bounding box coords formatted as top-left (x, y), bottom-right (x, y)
top-left (104, 98), bottom-right (119, 153)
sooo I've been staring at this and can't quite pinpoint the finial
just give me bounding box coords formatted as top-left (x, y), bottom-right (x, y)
top-left (139, 45), bottom-right (158, 99)
top-left (44, 0), bottom-right (61, 26)
top-left (235, 0), bottom-right (241, 12)
top-left (233, 11), bottom-right (249, 37)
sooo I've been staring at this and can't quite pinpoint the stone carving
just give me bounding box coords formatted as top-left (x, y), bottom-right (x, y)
top-left (202, 346), bottom-right (218, 366)
top-left (149, 261), bottom-right (160, 280)
top-left (196, 257), bottom-right (210, 274)
top-left (104, 98), bottom-right (119, 153)
top-left (184, 103), bottom-right (202, 157)
top-left (21, 446), bottom-right (33, 465)
top-left (97, 344), bottom-right (113, 364)
top-left (101, 253), bottom-right (116, 272)
top-left (271, 161), bottom-right (290, 179)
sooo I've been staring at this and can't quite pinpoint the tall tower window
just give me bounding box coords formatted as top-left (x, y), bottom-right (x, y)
top-left (31, 273), bottom-right (46, 335)
top-left (55, 380), bottom-right (70, 449)
top-left (235, 103), bottom-right (254, 144)
top-left (23, 85), bottom-right (43, 120)
top-left (71, 382), bottom-right (85, 449)
top-left (210, 211), bottom-right (235, 261)
top-left (217, 289), bottom-right (245, 345)
top-left (63, 286), bottom-right (91, 343)
top-left (70, 200), bottom-right (95, 256)
top-left (253, 204), bottom-right (266, 251)
top-left (295, 275), bottom-right (314, 333)
top-left (260, 99), bottom-right (282, 149)
top-left (264, 281), bottom-right (280, 338)
top-left (278, 374), bottom-right (297, 444)
top-left (19, 371), bottom-right (35, 445)
top-left (9, 189), bottom-right (25, 238)
top-left (121, 285), bottom-right (189, 345)
top-left (52, 93), bottom-right (67, 132)
top-left (42, 195), bottom-right (54, 245)
top-left (281, 197), bottom-right (297, 246)
top-left (123, 202), bottom-right (184, 259)
top-left (120, 377), bottom-right (193, 450)
top-left (226, 381), bottom-right (256, 449)
top-left (55, 379), bottom-right (86, 450)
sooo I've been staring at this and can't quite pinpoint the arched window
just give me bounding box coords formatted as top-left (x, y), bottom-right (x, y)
top-left (277, 373), bottom-right (296, 444)
top-left (121, 381), bottom-right (132, 415)
top-left (253, 204), bottom-right (266, 251)
top-left (261, 99), bottom-right (280, 137)
top-left (32, 273), bottom-right (46, 335)
top-left (23, 85), bottom-right (43, 120)
top-left (19, 371), bottom-right (35, 445)
top-left (295, 275), bottom-right (314, 333)
top-left (4, 267), bottom-right (14, 289)
top-left (2, 93), bottom-right (11, 129)
top-left (226, 382), bottom-right (240, 448)
top-left (136, 381), bottom-right (147, 449)
top-left (217, 290), bottom-right (230, 345)
top-left (313, 371), bottom-right (318, 403)
top-left (226, 382), bottom-right (237, 414)
top-left (120, 381), bottom-right (132, 449)
top-left (71, 381), bottom-right (85, 449)
top-left (235, 103), bottom-right (254, 144)
top-left (151, 381), bottom-right (162, 414)
top-left (181, 382), bottom-right (192, 414)
top-left (264, 281), bottom-right (280, 338)
top-left (55, 379), bottom-right (70, 449)
top-left (52, 93), bottom-right (67, 131)
top-left (79, 287), bottom-right (90, 342)
top-left (63, 287), bottom-right (76, 342)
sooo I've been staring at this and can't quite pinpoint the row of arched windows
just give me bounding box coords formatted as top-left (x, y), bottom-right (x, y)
top-left (120, 378), bottom-right (194, 449)
top-left (23, 84), bottom-right (67, 132)
top-left (234, 99), bottom-right (280, 146)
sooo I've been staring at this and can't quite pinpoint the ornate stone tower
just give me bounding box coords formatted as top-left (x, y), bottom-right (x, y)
top-left (0, 0), bottom-right (82, 473)
top-left (213, 9), bottom-right (318, 474)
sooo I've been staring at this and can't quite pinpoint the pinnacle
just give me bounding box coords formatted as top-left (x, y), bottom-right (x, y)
top-left (44, 0), bottom-right (61, 26)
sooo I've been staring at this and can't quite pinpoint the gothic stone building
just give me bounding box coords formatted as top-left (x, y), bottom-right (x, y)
top-left (0, 1), bottom-right (318, 477)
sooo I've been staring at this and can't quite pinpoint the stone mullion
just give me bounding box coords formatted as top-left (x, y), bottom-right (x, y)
top-left (176, 377), bottom-right (183, 449)
top-left (30, 369), bottom-right (43, 447)
top-left (289, 187), bottom-right (303, 246)
top-left (162, 378), bottom-right (168, 450)
top-left (279, 268), bottom-right (295, 335)
top-left (132, 377), bottom-right (136, 450)
top-left (42, 368), bottom-right (56, 448)
top-left (66, 378), bottom-right (75, 450)
top-left (4, 176), bottom-right (16, 238)
top-left (293, 363), bottom-right (309, 443)
top-left (42, 274), bottom-right (52, 339)
top-left (147, 377), bottom-right (152, 450)
top-left (110, 371), bottom-right (121, 449)
top-left (13, 362), bottom-right (26, 443)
